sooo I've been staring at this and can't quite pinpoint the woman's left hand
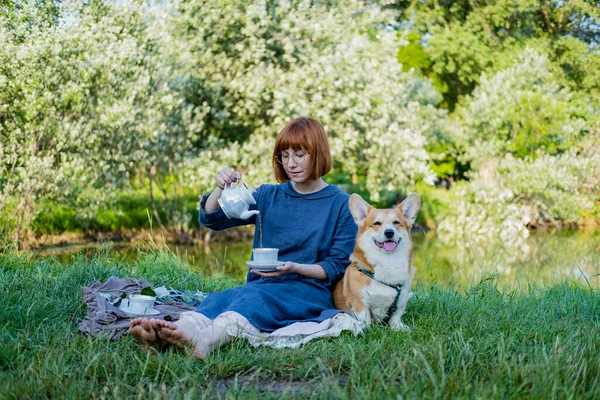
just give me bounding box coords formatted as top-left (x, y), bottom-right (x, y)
top-left (251, 261), bottom-right (297, 278)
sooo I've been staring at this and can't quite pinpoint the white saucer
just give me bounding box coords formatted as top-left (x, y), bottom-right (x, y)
top-left (246, 260), bottom-right (284, 272)
top-left (119, 306), bottom-right (161, 316)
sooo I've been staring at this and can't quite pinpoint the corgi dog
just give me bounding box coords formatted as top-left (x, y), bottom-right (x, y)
top-left (333, 193), bottom-right (420, 331)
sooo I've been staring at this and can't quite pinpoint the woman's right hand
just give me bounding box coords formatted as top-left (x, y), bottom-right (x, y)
top-left (203, 167), bottom-right (242, 213)
top-left (215, 167), bottom-right (242, 190)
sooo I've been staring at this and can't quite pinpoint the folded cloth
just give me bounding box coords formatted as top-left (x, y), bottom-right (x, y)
top-left (78, 276), bottom-right (195, 340)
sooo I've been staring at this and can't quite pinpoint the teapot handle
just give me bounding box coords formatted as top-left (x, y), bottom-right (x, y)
top-left (224, 176), bottom-right (240, 189)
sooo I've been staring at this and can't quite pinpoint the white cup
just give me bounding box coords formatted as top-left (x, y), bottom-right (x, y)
top-left (252, 248), bottom-right (279, 262)
top-left (128, 294), bottom-right (156, 314)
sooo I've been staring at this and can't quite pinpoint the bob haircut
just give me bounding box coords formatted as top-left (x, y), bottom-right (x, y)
top-left (272, 117), bottom-right (332, 183)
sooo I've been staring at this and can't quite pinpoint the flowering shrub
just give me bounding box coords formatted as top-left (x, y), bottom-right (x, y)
top-left (170, 0), bottom-right (443, 199)
top-left (497, 151), bottom-right (600, 227)
top-left (450, 48), bottom-right (589, 169)
top-left (1, 0), bottom-right (444, 238)
top-left (1, 2), bottom-right (598, 243)
top-left (437, 180), bottom-right (533, 258)
top-left (0, 2), bottom-right (202, 238)
top-left (437, 49), bottom-right (599, 257)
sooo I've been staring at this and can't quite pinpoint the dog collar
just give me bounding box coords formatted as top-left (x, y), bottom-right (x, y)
top-left (356, 265), bottom-right (402, 324)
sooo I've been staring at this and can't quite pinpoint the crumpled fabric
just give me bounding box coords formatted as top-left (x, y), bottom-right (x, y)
top-left (212, 311), bottom-right (365, 349)
top-left (78, 276), bottom-right (195, 340)
top-left (177, 310), bottom-right (365, 349)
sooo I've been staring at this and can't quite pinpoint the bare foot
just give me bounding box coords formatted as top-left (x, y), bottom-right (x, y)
top-left (128, 318), bottom-right (166, 353)
top-left (154, 319), bottom-right (211, 359)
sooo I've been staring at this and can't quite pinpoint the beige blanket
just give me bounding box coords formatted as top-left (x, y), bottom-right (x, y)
top-left (181, 310), bottom-right (365, 349)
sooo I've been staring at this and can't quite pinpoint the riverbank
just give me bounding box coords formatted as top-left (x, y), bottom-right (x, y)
top-left (15, 228), bottom-right (600, 288)
top-left (5, 225), bottom-right (257, 251)
top-left (5, 181), bottom-right (598, 253)
top-left (1, 247), bottom-right (599, 398)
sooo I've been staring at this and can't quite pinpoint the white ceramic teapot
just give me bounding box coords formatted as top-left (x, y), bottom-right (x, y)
top-left (217, 179), bottom-right (260, 220)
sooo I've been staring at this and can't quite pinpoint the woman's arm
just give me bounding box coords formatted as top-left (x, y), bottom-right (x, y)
top-left (204, 186), bottom-right (223, 213)
top-left (203, 187), bottom-right (223, 213)
top-left (252, 197), bottom-right (358, 283)
top-left (312, 201), bottom-right (358, 287)
top-left (251, 262), bottom-right (327, 280)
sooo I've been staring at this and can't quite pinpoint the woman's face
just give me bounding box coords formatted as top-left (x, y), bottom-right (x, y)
top-left (277, 148), bottom-right (310, 183)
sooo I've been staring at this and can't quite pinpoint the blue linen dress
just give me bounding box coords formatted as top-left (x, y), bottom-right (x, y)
top-left (197, 182), bottom-right (357, 332)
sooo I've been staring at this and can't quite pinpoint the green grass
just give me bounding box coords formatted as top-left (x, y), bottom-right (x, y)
top-left (1, 246), bottom-right (599, 399)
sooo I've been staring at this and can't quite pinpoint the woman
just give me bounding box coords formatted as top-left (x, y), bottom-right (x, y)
top-left (129, 117), bottom-right (357, 358)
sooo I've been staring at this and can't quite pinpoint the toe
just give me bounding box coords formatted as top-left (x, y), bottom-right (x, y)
top-left (155, 319), bottom-right (176, 329)
top-left (140, 318), bottom-right (154, 331)
top-left (157, 326), bottom-right (175, 339)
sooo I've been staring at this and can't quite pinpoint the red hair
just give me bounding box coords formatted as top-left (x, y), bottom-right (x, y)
top-left (272, 117), bottom-right (332, 182)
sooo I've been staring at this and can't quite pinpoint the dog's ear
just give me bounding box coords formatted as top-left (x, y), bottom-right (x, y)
top-left (349, 194), bottom-right (371, 227)
top-left (397, 192), bottom-right (421, 227)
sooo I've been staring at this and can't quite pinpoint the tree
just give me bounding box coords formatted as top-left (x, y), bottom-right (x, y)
top-left (450, 49), bottom-right (590, 169)
top-left (388, 0), bottom-right (600, 110)
top-left (437, 49), bottom-right (600, 257)
top-left (2, 0), bottom-right (446, 239)
top-left (0, 1), bottom-right (201, 242)
top-left (169, 0), bottom-right (445, 201)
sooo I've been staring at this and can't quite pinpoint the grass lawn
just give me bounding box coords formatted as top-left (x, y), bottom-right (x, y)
top-left (1, 246), bottom-right (599, 399)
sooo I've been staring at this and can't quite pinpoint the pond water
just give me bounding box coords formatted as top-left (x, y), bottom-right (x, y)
top-left (34, 229), bottom-right (600, 288)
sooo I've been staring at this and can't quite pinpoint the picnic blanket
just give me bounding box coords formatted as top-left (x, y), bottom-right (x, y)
top-left (78, 276), bottom-right (197, 340)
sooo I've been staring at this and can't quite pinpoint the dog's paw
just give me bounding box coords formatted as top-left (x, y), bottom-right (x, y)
top-left (389, 321), bottom-right (411, 332)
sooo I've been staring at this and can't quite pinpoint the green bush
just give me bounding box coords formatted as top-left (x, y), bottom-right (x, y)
top-left (31, 193), bottom-right (201, 235)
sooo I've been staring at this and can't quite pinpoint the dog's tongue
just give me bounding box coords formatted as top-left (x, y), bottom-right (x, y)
top-left (383, 241), bottom-right (398, 252)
